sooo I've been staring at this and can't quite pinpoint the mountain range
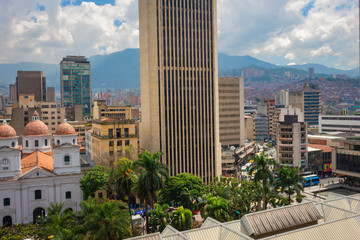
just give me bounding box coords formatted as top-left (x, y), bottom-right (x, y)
top-left (0, 48), bottom-right (358, 90)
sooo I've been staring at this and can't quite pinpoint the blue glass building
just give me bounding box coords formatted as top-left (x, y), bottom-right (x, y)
top-left (60, 56), bottom-right (91, 119)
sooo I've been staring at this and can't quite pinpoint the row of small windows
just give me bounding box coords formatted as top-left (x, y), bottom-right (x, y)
top-left (109, 140), bottom-right (130, 147)
top-left (34, 190), bottom-right (72, 200)
top-left (56, 139), bottom-right (76, 145)
top-left (25, 139), bottom-right (48, 148)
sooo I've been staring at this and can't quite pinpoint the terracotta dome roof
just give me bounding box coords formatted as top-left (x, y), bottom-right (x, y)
top-left (23, 120), bottom-right (50, 136)
top-left (0, 121), bottom-right (17, 138)
top-left (33, 111), bottom-right (39, 116)
top-left (56, 122), bottom-right (76, 135)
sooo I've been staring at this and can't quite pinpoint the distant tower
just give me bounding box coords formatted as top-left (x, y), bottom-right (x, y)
top-left (16, 71), bottom-right (46, 102)
top-left (308, 67), bottom-right (315, 80)
top-left (60, 56), bottom-right (91, 119)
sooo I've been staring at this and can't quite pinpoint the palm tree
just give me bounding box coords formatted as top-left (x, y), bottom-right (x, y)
top-left (275, 166), bottom-right (304, 205)
top-left (249, 152), bottom-right (277, 210)
top-left (41, 202), bottom-right (83, 240)
top-left (201, 194), bottom-right (230, 223)
top-left (148, 203), bottom-right (170, 233)
top-left (179, 187), bottom-right (200, 211)
top-left (171, 206), bottom-right (193, 231)
top-left (114, 158), bottom-right (138, 228)
top-left (133, 150), bottom-right (169, 233)
top-left (82, 199), bottom-right (132, 240)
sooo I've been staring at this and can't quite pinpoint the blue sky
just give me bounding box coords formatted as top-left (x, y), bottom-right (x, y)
top-left (0, 0), bottom-right (358, 70)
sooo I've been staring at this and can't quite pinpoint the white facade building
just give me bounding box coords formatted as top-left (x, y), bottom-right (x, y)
top-left (319, 115), bottom-right (360, 136)
top-left (0, 113), bottom-right (83, 226)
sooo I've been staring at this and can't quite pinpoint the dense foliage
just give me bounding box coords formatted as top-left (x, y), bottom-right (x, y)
top-left (3, 150), bottom-right (307, 239)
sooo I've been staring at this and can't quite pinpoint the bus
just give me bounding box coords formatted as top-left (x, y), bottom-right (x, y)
top-left (302, 174), bottom-right (320, 187)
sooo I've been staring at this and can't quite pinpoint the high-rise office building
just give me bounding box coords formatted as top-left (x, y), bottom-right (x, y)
top-left (60, 56), bottom-right (91, 119)
top-left (16, 71), bottom-right (46, 102)
top-left (289, 84), bottom-right (321, 126)
top-left (308, 67), bottom-right (315, 80)
top-left (46, 87), bottom-right (55, 102)
top-left (9, 84), bottom-right (17, 102)
top-left (219, 77), bottom-right (245, 147)
top-left (139, 0), bottom-right (220, 183)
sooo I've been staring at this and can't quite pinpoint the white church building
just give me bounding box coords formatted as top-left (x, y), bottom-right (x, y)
top-left (0, 112), bottom-right (83, 226)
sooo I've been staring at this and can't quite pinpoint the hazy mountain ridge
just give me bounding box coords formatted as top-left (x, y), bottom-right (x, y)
top-left (0, 48), bottom-right (358, 91)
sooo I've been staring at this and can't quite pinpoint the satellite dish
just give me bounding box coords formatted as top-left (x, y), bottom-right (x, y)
top-left (230, 146), bottom-right (235, 150)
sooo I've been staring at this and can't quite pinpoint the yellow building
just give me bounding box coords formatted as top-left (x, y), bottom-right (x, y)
top-left (68, 121), bottom-right (92, 146)
top-left (91, 119), bottom-right (138, 163)
top-left (93, 100), bottom-right (132, 120)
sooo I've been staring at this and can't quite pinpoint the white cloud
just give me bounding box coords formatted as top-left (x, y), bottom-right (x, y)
top-left (0, 0), bottom-right (358, 70)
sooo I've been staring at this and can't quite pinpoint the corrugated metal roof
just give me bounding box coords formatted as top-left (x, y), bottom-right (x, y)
top-left (266, 215), bottom-right (360, 240)
top-left (202, 218), bottom-right (221, 228)
top-left (162, 226), bottom-right (181, 237)
top-left (126, 233), bottom-right (162, 240)
top-left (241, 202), bottom-right (323, 236)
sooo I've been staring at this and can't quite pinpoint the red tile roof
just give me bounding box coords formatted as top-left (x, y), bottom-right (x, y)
top-left (308, 144), bottom-right (332, 153)
top-left (21, 151), bottom-right (54, 174)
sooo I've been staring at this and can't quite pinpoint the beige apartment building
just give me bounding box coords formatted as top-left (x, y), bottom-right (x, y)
top-left (219, 77), bottom-right (245, 147)
top-left (93, 100), bottom-right (132, 120)
top-left (139, 0), bottom-right (221, 183)
top-left (276, 106), bottom-right (308, 169)
top-left (91, 119), bottom-right (138, 163)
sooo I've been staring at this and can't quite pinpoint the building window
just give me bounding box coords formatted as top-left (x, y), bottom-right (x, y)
top-left (116, 129), bottom-right (121, 138)
top-left (117, 141), bottom-right (122, 146)
top-left (108, 129), bottom-right (113, 138)
top-left (64, 156), bottom-right (70, 166)
top-left (109, 141), bottom-right (114, 147)
top-left (57, 140), bottom-right (60, 145)
top-left (35, 140), bottom-right (39, 147)
top-left (3, 198), bottom-right (10, 206)
top-left (65, 191), bottom-right (71, 199)
top-left (26, 140), bottom-right (29, 147)
top-left (98, 192), bottom-right (103, 198)
top-left (73, 139), bottom-right (75, 144)
top-left (35, 190), bottom-right (42, 200)
top-left (124, 128), bottom-right (129, 137)
top-left (45, 139), bottom-right (48, 146)
top-left (11, 142), bottom-right (15, 147)
top-left (125, 140), bottom-right (130, 146)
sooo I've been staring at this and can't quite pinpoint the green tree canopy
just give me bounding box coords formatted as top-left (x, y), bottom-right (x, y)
top-left (170, 206), bottom-right (193, 231)
top-left (133, 150), bottom-right (169, 233)
top-left (275, 166), bottom-right (304, 204)
top-left (41, 202), bottom-right (83, 240)
top-left (249, 152), bottom-right (277, 210)
top-left (148, 203), bottom-right (170, 233)
top-left (80, 165), bottom-right (109, 199)
top-left (201, 194), bottom-right (230, 223)
top-left (81, 198), bottom-right (132, 240)
top-left (159, 173), bottom-right (206, 205)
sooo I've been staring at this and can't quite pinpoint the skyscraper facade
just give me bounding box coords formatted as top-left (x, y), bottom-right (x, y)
top-left (16, 71), bottom-right (46, 102)
top-left (60, 56), bottom-right (91, 119)
top-left (139, 0), bottom-right (221, 183)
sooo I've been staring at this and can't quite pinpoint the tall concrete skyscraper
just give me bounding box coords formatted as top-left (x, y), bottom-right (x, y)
top-left (139, 0), bottom-right (221, 183)
top-left (60, 56), bottom-right (91, 120)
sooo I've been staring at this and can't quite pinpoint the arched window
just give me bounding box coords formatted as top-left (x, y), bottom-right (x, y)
top-left (25, 140), bottom-right (29, 147)
top-left (3, 216), bottom-right (12, 227)
top-left (11, 142), bottom-right (15, 147)
top-left (35, 140), bottom-right (39, 147)
top-left (57, 140), bottom-right (60, 145)
top-left (35, 190), bottom-right (42, 200)
top-left (3, 198), bottom-right (10, 206)
top-left (65, 191), bottom-right (71, 199)
top-left (73, 139), bottom-right (75, 144)
top-left (45, 139), bottom-right (48, 146)
top-left (64, 156), bottom-right (70, 166)
top-left (33, 208), bottom-right (45, 223)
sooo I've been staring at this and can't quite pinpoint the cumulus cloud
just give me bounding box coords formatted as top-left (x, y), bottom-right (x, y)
top-left (0, 0), bottom-right (139, 63)
top-left (0, 0), bottom-right (358, 69)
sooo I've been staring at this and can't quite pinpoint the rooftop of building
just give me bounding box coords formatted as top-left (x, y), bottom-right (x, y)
top-left (127, 193), bottom-right (360, 240)
top-left (21, 151), bottom-right (54, 174)
top-left (308, 144), bottom-right (332, 153)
